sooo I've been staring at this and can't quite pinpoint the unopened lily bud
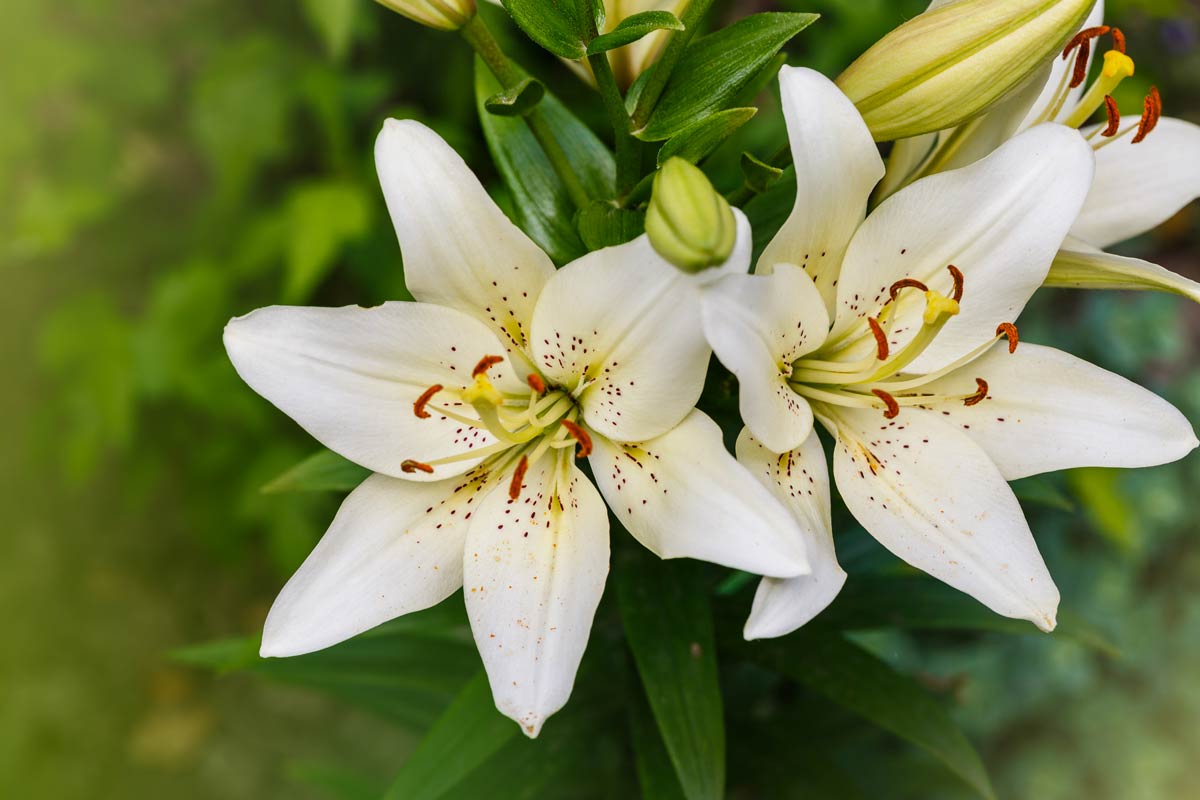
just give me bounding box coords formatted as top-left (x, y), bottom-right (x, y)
top-left (837, 0), bottom-right (1097, 141)
top-left (374, 0), bottom-right (475, 31)
top-left (646, 158), bottom-right (736, 274)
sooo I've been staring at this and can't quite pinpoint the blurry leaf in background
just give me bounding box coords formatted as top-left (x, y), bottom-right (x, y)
top-left (284, 180), bottom-right (373, 302)
top-left (1066, 468), bottom-right (1139, 553)
top-left (301, 0), bottom-right (360, 61)
top-left (261, 449), bottom-right (371, 494)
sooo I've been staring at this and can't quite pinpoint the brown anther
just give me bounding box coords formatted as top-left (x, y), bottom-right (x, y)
top-left (401, 459), bottom-right (434, 474)
top-left (508, 455), bottom-right (529, 500)
top-left (1061, 25), bottom-right (1110, 59)
top-left (867, 317), bottom-right (889, 361)
top-left (963, 378), bottom-right (989, 407)
top-left (413, 384), bottom-right (443, 419)
top-left (560, 420), bottom-right (593, 458)
top-left (1132, 86), bottom-right (1161, 144)
top-left (526, 373), bottom-right (546, 394)
top-left (871, 389), bottom-right (900, 420)
top-left (947, 264), bottom-right (964, 303)
top-left (1069, 39), bottom-right (1091, 89)
top-left (995, 322), bottom-right (1019, 353)
top-left (888, 278), bottom-right (928, 301)
top-left (472, 354), bottom-right (504, 377)
top-left (1101, 95), bottom-right (1121, 137)
top-left (1111, 27), bottom-right (1126, 54)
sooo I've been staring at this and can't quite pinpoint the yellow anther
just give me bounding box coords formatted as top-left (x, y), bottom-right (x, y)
top-left (462, 373), bottom-right (503, 406)
top-left (923, 291), bottom-right (960, 325)
top-left (1101, 50), bottom-right (1135, 80)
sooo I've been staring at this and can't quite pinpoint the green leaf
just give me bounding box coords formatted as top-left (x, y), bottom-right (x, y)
top-left (287, 761), bottom-right (386, 800)
top-left (1011, 476), bottom-right (1075, 512)
top-left (260, 449), bottom-right (370, 494)
top-left (740, 151), bottom-right (785, 194)
top-left (575, 202), bottom-right (645, 250)
top-left (484, 76), bottom-right (545, 117)
top-left (1067, 467), bottom-right (1137, 551)
top-left (629, 690), bottom-right (687, 800)
top-left (501, 0), bottom-right (589, 58)
top-left (284, 180), bottom-right (372, 302)
top-left (300, 0), bottom-right (358, 60)
top-left (637, 13), bottom-right (819, 141)
top-left (587, 11), bottom-right (684, 55)
top-left (657, 108), bottom-right (756, 166)
top-left (384, 671), bottom-right (518, 800)
top-left (742, 632), bottom-right (995, 799)
top-left (475, 58), bottom-right (615, 265)
top-left (617, 553), bottom-right (724, 800)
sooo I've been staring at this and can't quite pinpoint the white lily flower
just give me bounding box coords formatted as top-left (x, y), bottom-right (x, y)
top-left (224, 120), bottom-right (809, 737)
top-left (702, 67), bottom-right (1198, 639)
top-left (880, 0), bottom-right (1200, 304)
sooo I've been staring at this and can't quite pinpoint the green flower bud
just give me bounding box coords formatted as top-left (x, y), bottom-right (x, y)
top-left (646, 158), bottom-right (736, 274)
top-left (374, 0), bottom-right (475, 32)
top-left (837, 0), bottom-right (1097, 141)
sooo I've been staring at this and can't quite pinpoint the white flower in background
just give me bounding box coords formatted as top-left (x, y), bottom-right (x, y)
top-left (880, 0), bottom-right (1200, 304)
top-left (224, 120), bottom-right (809, 736)
top-left (701, 67), bottom-right (1198, 640)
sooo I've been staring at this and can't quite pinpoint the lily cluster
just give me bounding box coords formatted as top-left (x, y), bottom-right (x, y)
top-left (225, 0), bottom-right (1200, 736)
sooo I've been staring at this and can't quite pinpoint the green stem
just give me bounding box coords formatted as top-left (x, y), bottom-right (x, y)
top-left (726, 143), bottom-right (791, 207)
top-left (629, 0), bottom-right (716, 131)
top-left (588, 52), bottom-right (639, 197)
top-left (461, 16), bottom-right (591, 210)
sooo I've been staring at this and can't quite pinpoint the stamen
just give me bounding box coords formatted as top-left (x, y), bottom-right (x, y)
top-left (923, 291), bottom-right (960, 326)
top-left (1070, 39), bottom-right (1091, 89)
top-left (871, 389), bottom-right (900, 419)
top-left (1101, 96), bottom-right (1120, 137)
top-left (889, 278), bottom-right (928, 302)
top-left (947, 265), bottom-right (964, 303)
top-left (413, 384), bottom-right (443, 419)
top-left (996, 322), bottom-right (1019, 353)
top-left (1061, 25), bottom-right (1109, 59)
top-left (526, 373), bottom-right (546, 394)
top-left (1111, 27), bottom-right (1126, 54)
top-left (560, 420), bottom-right (593, 458)
top-left (867, 317), bottom-right (889, 361)
top-left (963, 378), bottom-right (989, 407)
top-left (401, 459), bottom-right (434, 474)
top-left (1132, 86), bottom-right (1161, 144)
top-left (508, 455), bottom-right (529, 500)
top-left (472, 355), bottom-right (504, 377)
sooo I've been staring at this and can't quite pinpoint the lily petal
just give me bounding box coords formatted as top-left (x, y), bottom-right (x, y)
top-left (825, 406), bottom-right (1060, 631)
top-left (758, 67), bottom-right (885, 313)
top-left (224, 303), bottom-right (520, 480)
top-left (589, 410), bottom-right (810, 578)
top-left (832, 124), bottom-right (1094, 373)
top-left (701, 264), bottom-right (827, 452)
top-left (376, 119), bottom-right (556, 354)
top-left (915, 342), bottom-right (1198, 480)
top-left (737, 428), bottom-right (846, 639)
top-left (261, 471), bottom-right (494, 657)
top-left (464, 454), bottom-right (609, 738)
top-left (1071, 117), bottom-right (1200, 249)
top-left (1047, 246), bottom-right (1200, 304)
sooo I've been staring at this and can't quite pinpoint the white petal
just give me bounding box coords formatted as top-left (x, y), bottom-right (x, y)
top-left (529, 216), bottom-right (748, 442)
top-left (832, 124), bottom-right (1094, 373)
top-left (915, 342), bottom-right (1198, 480)
top-left (826, 406), bottom-right (1059, 631)
top-left (700, 264), bottom-right (827, 452)
top-left (876, 132), bottom-right (941, 204)
top-left (1071, 117), bottom-right (1200, 248)
top-left (464, 455), bottom-right (609, 737)
top-left (375, 119), bottom-right (556, 352)
top-left (589, 410), bottom-right (810, 578)
top-left (758, 67), bottom-right (884, 312)
top-left (224, 303), bottom-right (521, 480)
top-left (261, 471), bottom-right (496, 657)
top-left (1047, 246), bottom-right (1200, 304)
top-left (736, 428), bottom-right (846, 639)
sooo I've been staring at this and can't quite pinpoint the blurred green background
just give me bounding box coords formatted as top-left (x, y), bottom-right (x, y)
top-left (3, 0), bottom-right (1198, 797)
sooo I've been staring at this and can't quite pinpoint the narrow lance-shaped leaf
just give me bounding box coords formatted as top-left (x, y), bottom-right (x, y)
top-left (587, 11), bottom-right (685, 55)
top-left (501, 0), bottom-right (589, 58)
top-left (657, 108), bottom-right (757, 166)
top-left (261, 449), bottom-right (370, 494)
top-left (484, 76), bottom-right (545, 117)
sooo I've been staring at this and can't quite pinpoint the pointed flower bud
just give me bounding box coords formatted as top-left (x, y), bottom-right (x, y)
top-left (646, 158), bottom-right (736, 274)
top-left (837, 0), bottom-right (1096, 141)
top-left (374, 0), bottom-right (475, 31)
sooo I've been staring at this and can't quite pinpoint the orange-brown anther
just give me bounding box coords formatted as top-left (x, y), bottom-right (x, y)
top-left (526, 373), bottom-right (546, 394)
top-left (1111, 27), bottom-right (1126, 54)
top-left (508, 455), bottom-right (529, 500)
top-left (996, 322), bottom-right (1019, 353)
top-left (413, 384), bottom-right (443, 419)
top-left (1062, 25), bottom-right (1110, 59)
top-left (867, 317), bottom-right (889, 361)
top-left (1132, 86), bottom-right (1161, 144)
top-left (963, 378), bottom-right (989, 407)
top-left (888, 278), bottom-right (928, 301)
top-left (947, 265), bottom-right (964, 303)
top-left (401, 459), bottom-right (434, 474)
top-left (1102, 95), bottom-right (1121, 137)
top-left (560, 420), bottom-right (593, 458)
top-left (871, 389), bottom-right (901, 420)
top-left (1070, 39), bottom-right (1091, 88)
top-left (472, 354), bottom-right (504, 377)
